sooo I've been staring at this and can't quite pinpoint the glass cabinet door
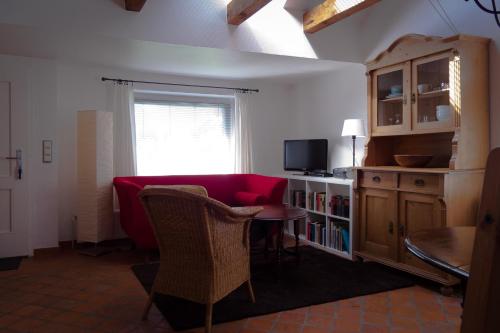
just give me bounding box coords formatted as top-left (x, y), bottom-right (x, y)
top-left (412, 52), bottom-right (456, 132)
top-left (372, 62), bottom-right (411, 135)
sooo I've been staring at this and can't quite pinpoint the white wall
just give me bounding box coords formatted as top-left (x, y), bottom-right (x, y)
top-left (0, 54), bottom-right (295, 247)
top-left (28, 59), bottom-right (59, 249)
top-left (288, 64), bottom-right (367, 170)
top-left (56, 62), bottom-right (367, 243)
top-left (56, 62), bottom-right (294, 241)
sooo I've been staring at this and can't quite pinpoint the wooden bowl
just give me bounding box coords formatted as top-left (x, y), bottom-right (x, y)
top-left (394, 154), bottom-right (433, 168)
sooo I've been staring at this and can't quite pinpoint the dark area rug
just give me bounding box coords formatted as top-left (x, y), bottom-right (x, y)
top-left (131, 246), bottom-right (415, 331)
top-left (0, 256), bottom-right (23, 271)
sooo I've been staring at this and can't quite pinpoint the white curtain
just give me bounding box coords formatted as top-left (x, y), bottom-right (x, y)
top-left (234, 92), bottom-right (253, 173)
top-left (106, 82), bottom-right (137, 177)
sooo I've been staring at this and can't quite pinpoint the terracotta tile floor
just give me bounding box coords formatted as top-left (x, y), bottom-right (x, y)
top-left (0, 247), bottom-right (462, 333)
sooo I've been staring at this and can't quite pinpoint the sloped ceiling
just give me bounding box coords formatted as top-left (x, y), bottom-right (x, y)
top-left (0, 0), bottom-right (498, 78)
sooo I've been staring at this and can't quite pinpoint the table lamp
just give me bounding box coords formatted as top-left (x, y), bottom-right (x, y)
top-left (342, 119), bottom-right (366, 167)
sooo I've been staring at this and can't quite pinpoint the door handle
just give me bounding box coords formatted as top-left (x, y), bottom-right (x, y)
top-left (3, 149), bottom-right (22, 179)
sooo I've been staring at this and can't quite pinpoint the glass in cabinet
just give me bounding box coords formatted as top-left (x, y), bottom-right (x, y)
top-left (371, 62), bottom-right (411, 135)
top-left (412, 52), bottom-right (457, 132)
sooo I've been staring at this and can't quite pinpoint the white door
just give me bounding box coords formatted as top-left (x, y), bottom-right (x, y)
top-left (0, 57), bottom-right (30, 257)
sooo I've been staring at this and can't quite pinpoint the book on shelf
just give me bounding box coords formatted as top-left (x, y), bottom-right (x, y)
top-left (315, 223), bottom-right (320, 244)
top-left (328, 218), bottom-right (349, 253)
top-left (305, 214), bottom-right (325, 244)
top-left (291, 190), bottom-right (306, 208)
top-left (342, 197), bottom-right (350, 218)
top-left (341, 228), bottom-right (350, 253)
top-left (308, 191), bottom-right (326, 212)
top-left (307, 192), bottom-right (312, 211)
top-left (317, 192), bottom-right (326, 213)
top-left (329, 195), bottom-right (350, 218)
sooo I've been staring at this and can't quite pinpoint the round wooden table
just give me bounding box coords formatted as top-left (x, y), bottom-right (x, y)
top-left (253, 205), bottom-right (307, 265)
top-left (404, 226), bottom-right (475, 280)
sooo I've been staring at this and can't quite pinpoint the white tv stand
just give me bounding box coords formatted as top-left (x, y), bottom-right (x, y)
top-left (281, 174), bottom-right (354, 260)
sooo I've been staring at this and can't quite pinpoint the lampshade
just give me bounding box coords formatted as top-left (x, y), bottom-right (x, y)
top-left (341, 119), bottom-right (366, 137)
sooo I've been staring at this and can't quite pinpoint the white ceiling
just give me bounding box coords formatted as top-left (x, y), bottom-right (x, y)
top-left (0, 23), bottom-right (348, 80)
top-left (0, 0), bottom-right (498, 80)
top-left (0, 0), bottom-right (364, 80)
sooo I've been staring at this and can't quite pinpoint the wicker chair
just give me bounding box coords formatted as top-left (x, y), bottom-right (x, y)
top-left (138, 185), bottom-right (263, 333)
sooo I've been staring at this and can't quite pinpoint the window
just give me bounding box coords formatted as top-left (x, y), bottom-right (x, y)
top-left (134, 99), bottom-right (236, 176)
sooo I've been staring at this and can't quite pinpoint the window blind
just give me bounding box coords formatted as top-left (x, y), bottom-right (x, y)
top-left (134, 100), bottom-right (235, 176)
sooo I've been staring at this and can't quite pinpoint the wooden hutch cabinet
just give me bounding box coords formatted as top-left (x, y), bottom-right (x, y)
top-left (355, 35), bottom-right (490, 287)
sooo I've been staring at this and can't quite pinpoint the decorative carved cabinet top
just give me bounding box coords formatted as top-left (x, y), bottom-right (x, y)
top-left (362, 34), bottom-right (490, 171)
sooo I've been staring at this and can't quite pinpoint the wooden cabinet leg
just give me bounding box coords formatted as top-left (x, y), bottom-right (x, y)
top-left (205, 303), bottom-right (213, 333)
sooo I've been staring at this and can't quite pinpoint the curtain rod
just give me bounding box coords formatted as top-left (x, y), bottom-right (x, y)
top-left (101, 77), bottom-right (259, 93)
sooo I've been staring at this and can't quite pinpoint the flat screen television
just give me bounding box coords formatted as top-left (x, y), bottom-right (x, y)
top-left (284, 139), bottom-right (328, 173)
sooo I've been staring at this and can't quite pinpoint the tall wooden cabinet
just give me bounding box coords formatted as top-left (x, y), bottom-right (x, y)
top-left (355, 35), bottom-right (490, 286)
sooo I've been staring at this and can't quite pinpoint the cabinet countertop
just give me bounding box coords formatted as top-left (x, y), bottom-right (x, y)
top-left (355, 166), bottom-right (485, 174)
top-left (355, 166), bottom-right (450, 174)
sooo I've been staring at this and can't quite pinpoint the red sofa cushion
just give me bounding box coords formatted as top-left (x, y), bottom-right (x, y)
top-left (234, 191), bottom-right (267, 206)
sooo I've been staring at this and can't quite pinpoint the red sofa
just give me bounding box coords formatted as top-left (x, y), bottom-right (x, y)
top-left (113, 174), bottom-right (288, 249)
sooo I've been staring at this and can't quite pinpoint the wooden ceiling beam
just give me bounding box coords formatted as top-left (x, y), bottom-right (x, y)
top-left (227, 0), bottom-right (272, 25)
top-left (125, 0), bottom-right (147, 12)
top-left (303, 0), bottom-right (380, 33)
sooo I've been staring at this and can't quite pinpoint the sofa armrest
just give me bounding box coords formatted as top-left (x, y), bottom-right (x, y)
top-left (234, 191), bottom-right (267, 206)
top-left (244, 174), bottom-right (288, 204)
top-left (113, 179), bottom-right (145, 235)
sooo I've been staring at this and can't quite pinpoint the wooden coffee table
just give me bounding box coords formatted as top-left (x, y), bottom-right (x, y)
top-left (253, 204), bottom-right (307, 265)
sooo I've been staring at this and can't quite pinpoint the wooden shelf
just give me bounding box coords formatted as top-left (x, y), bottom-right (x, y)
top-left (284, 175), bottom-right (354, 260)
top-left (303, 208), bottom-right (350, 221)
top-left (418, 89), bottom-right (449, 99)
top-left (379, 96), bottom-right (403, 103)
top-left (329, 214), bottom-right (350, 221)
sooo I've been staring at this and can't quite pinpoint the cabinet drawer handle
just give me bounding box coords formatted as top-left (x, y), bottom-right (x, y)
top-left (414, 179), bottom-right (425, 187)
top-left (372, 176), bottom-right (381, 183)
top-left (399, 224), bottom-right (405, 237)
